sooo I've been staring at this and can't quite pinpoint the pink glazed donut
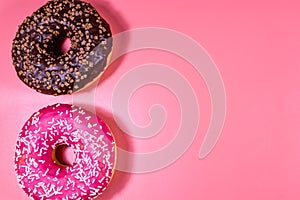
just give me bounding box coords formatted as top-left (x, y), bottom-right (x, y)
top-left (14, 104), bottom-right (116, 200)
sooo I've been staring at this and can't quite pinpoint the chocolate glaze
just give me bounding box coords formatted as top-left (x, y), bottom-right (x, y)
top-left (12, 0), bottom-right (112, 95)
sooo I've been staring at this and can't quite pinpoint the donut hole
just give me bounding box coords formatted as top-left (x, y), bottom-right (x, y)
top-left (52, 144), bottom-right (75, 167)
top-left (52, 36), bottom-right (71, 56)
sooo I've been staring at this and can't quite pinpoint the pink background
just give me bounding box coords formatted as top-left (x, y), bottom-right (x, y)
top-left (1, 0), bottom-right (300, 199)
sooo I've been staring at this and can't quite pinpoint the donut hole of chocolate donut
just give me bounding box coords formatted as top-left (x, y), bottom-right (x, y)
top-left (52, 144), bottom-right (76, 167)
top-left (51, 35), bottom-right (72, 56)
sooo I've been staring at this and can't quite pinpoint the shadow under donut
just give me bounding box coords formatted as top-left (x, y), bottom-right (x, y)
top-left (86, 3), bottom-right (134, 198)
top-left (94, 106), bottom-right (133, 200)
top-left (72, 103), bottom-right (133, 199)
top-left (88, 0), bottom-right (131, 85)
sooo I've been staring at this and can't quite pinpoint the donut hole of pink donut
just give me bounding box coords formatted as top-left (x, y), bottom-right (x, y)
top-left (52, 144), bottom-right (76, 167)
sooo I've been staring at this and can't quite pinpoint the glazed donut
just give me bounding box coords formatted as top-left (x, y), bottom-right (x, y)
top-left (12, 0), bottom-right (112, 95)
top-left (15, 104), bottom-right (116, 199)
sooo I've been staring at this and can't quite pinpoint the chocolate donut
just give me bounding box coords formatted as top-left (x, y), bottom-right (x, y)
top-left (12, 0), bottom-right (112, 95)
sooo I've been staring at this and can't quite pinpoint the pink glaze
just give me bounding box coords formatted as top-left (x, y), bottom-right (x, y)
top-left (14, 104), bottom-right (116, 200)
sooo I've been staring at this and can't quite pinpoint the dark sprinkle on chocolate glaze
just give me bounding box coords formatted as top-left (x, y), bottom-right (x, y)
top-left (12, 0), bottom-right (112, 95)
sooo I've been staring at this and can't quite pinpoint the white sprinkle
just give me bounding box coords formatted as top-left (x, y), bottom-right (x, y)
top-left (56, 168), bottom-right (61, 175)
top-left (42, 168), bottom-right (49, 177)
top-left (38, 160), bottom-right (45, 164)
top-left (48, 118), bottom-right (55, 125)
top-left (28, 174), bottom-right (39, 182)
